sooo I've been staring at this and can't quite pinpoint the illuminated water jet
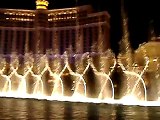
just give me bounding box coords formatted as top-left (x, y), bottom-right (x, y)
top-left (118, 58), bottom-right (149, 101)
top-left (89, 50), bottom-right (116, 100)
top-left (0, 49), bottom-right (160, 107)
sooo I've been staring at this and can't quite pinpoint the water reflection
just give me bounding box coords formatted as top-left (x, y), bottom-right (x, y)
top-left (64, 102), bottom-right (73, 120)
top-left (0, 98), bottom-right (28, 119)
top-left (0, 98), bottom-right (160, 119)
top-left (26, 100), bottom-right (46, 119)
top-left (116, 105), bottom-right (149, 120)
top-left (148, 107), bottom-right (160, 120)
top-left (72, 102), bottom-right (87, 119)
top-left (47, 101), bottom-right (64, 119)
top-left (87, 103), bottom-right (99, 120)
top-left (95, 103), bottom-right (117, 120)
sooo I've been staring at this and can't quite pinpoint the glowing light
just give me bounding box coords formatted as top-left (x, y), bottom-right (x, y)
top-left (36, 0), bottom-right (49, 10)
top-left (120, 95), bottom-right (139, 104)
top-left (36, 6), bottom-right (48, 10)
top-left (153, 58), bottom-right (158, 62)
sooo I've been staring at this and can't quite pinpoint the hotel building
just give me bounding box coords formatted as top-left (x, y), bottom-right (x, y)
top-left (0, 0), bottom-right (110, 55)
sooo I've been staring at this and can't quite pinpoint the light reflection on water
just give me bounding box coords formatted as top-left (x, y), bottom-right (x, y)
top-left (0, 98), bottom-right (160, 120)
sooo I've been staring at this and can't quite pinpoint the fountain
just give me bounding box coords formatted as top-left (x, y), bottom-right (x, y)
top-left (0, 0), bottom-right (160, 107)
top-left (0, 46), bottom-right (117, 99)
top-left (89, 50), bottom-right (116, 100)
top-left (0, 30), bottom-right (160, 106)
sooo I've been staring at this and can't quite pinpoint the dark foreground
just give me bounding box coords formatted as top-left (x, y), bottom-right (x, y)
top-left (0, 98), bottom-right (160, 120)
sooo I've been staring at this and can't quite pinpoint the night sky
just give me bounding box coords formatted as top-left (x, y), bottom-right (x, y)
top-left (0, 0), bottom-right (160, 55)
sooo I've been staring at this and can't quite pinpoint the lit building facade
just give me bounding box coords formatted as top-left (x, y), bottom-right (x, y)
top-left (0, 0), bottom-right (110, 55)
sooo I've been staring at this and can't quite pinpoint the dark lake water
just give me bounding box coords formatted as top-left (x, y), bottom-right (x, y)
top-left (0, 98), bottom-right (160, 120)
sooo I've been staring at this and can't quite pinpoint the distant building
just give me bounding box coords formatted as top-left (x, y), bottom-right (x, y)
top-left (0, 0), bottom-right (110, 55)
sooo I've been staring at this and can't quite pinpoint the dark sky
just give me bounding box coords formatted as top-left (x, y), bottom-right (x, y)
top-left (0, 0), bottom-right (160, 54)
